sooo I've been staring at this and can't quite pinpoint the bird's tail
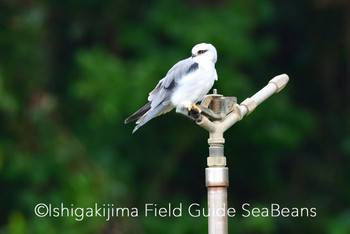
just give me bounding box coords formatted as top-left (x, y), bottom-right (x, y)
top-left (131, 104), bottom-right (168, 133)
top-left (124, 102), bottom-right (151, 124)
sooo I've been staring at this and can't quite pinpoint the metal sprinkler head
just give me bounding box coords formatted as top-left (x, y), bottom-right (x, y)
top-left (187, 90), bottom-right (237, 122)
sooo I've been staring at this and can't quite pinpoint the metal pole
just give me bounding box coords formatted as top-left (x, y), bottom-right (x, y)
top-left (206, 131), bottom-right (228, 234)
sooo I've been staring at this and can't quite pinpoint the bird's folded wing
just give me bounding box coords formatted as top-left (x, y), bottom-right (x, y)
top-left (147, 58), bottom-right (199, 108)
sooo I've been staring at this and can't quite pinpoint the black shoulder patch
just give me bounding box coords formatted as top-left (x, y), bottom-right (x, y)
top-left (186, 62), bottom-right (199, 74)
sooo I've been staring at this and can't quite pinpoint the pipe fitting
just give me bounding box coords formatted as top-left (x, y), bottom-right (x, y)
top-left (206, 167), bottom-right (229, 187)
top-left (207, 156), bottom-right (226, 167)
top-left (240, 97), bottom-right (257, 115)
top-left (269, 74), bottom-right (289, 93)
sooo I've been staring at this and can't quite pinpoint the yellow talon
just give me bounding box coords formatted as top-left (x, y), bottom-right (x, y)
top-left (188, 104), bottom-right (201, 113)
top-left (193, 105), bottom-right (202, 113)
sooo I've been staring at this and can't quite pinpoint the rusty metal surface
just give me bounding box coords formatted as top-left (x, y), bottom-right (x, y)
top-left (206, 167), bottom-right (229, 186)
top-left (199, 93), bottom-right (237, 121)
top-left (207, 186), bottom-right (228, 234)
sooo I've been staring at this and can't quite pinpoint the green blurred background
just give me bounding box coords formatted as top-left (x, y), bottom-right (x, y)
top-left (0, 0), bottom-right (349, 233)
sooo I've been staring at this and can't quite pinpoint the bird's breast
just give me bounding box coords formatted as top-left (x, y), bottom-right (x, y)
top-left (171, 64), bottom-right (217, 108)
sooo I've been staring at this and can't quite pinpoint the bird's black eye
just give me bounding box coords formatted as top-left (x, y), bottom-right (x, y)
top-left (198, 50), bottom-right (207, 54)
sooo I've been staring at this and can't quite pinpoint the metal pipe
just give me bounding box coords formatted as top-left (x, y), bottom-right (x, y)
top-left (206, 167), bottom-right (229, 234)
top-left (206, 128), bottom-right (228, 234)
top-left (250, 84), bottom-right (277, 105)
top-left (240, 74), bottom-right (289, 115)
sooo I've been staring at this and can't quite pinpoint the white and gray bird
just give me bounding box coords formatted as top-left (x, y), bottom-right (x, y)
top-left (125, 43), bottom-right (218, 133)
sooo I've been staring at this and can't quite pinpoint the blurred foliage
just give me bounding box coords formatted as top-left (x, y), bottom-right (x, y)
top-left (0, 0), bottom-right (349, 233)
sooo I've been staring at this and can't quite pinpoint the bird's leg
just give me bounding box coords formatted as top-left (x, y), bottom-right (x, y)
top-left (187, 104), bottom-right (202, 120)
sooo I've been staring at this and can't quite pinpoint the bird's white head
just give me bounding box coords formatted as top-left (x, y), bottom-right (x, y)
top-left (191, 43), bottom-right (217, 64)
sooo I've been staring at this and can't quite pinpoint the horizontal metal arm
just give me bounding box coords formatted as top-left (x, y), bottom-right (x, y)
top-left (240, 74), bottom-right (289, 115)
